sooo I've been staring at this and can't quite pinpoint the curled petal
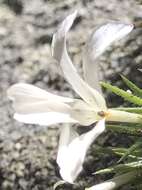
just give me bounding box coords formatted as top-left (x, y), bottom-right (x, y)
top-left (57, 119), bottom-right (105, 183)
top-left (52, 10), bottom-right (77, 61)
top-left (57, 124), bottom-right (79, 169)
top-left (52, 11), bottom-right (106, 110)
top-left (83, 22), bottom-right (133, 90)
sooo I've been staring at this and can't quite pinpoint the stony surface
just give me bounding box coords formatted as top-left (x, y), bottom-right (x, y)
top-left (0, 0), bottom-right (142, 189)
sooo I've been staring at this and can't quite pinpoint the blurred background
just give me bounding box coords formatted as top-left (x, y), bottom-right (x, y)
top-left (0, 0), bottom-right (142, 189)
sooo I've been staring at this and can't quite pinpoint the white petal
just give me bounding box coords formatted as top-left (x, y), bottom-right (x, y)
top-left (7, 83), bottom-right (78, 125)
top-left (7, 83), bottom-right (72, 103)
top-left (51, 10), bottom-right (77, 61)
top-left (83, 22), bottom-right (133, 90)
top-left (70, 100), bottom-right (102, 126)
top-left (86, 171), bottom-right (135, 190)
top-left (57, 124), bottom-right (79, 169)
top-left (52, 12), bottom-right (106, 109)
top-left (7, 83), bottom-right (102, 126)
top-left (14, 112), bottom-right (76, 126)
top-left (7, 83), bottom-right (74, 113)
top-left (57, 119), bottom-right (105, 183)
top-left (87, 22), bottom-right (133, 59)
top-left (138, 69), bottom-right (142, 72)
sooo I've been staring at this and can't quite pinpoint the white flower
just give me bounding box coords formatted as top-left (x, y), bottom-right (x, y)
top-left (7, 11), bottom-right (136, 183)
top-left (86, 171), bottom-right (136, 190)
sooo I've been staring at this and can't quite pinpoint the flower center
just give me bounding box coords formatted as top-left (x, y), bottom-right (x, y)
top-left (97, 111), bottom-right (110, 118)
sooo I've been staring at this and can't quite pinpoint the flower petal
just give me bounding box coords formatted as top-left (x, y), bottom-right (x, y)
top-left (14, 112), bottom-right (76, 126)
top-left (57, 119), bottom-right (105, 183)
top-left (7, 83), bottom-right (77, 125)
top-left (52, 11), bottom-right (106, 110)
top-left (70, 100), bottom-right (102, 126)
top-left (7, 83), bottom-right (101, 126)
top-left (51, 10), bottom-right (77, 61)
top-left (7, 83), bottom-right (72, 103)
top-left (7, 83), bottom-right (74, 113)
top-left (57, 124), bottom-right (79, 169)
top-left (83, 22), bottom-right (133, 90)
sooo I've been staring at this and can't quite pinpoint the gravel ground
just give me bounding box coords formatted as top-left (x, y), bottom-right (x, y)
top-left (0, 0), bottom-right (142, 189)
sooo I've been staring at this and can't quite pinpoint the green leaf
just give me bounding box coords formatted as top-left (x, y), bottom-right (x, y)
top-left (106, 124), bottom-right (142, 136)
top-left (115, 107), bottom-right (142, 114)
top-left (93, 146), bottom-right (115, 155)
top-left (94, 146), bottom-right (142, 160)
top-left (121, 75), bottom-right (142, 97)
top-left (94, 161), bottom-right (142, 175)
top-left (118, 139), bottom-right (142, 163)
top-left (101, 82), bottom-right (142, 106)
top-left (112, 147), bottom-right (142, 159)
top-left (132, 183), bottom-right (142, 190)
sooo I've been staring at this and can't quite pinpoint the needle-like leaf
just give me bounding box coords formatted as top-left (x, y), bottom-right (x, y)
top-left (101, 82), bottom-right (142, 106)
top-left (121, 75), bottom-right (142, 97)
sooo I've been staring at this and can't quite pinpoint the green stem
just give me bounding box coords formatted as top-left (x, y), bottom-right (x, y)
top-left (107, 109), bottom-right (142, 123)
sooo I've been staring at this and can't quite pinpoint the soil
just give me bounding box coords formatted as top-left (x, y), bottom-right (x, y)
top-left (0, 0), bottom-right (142, 189)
